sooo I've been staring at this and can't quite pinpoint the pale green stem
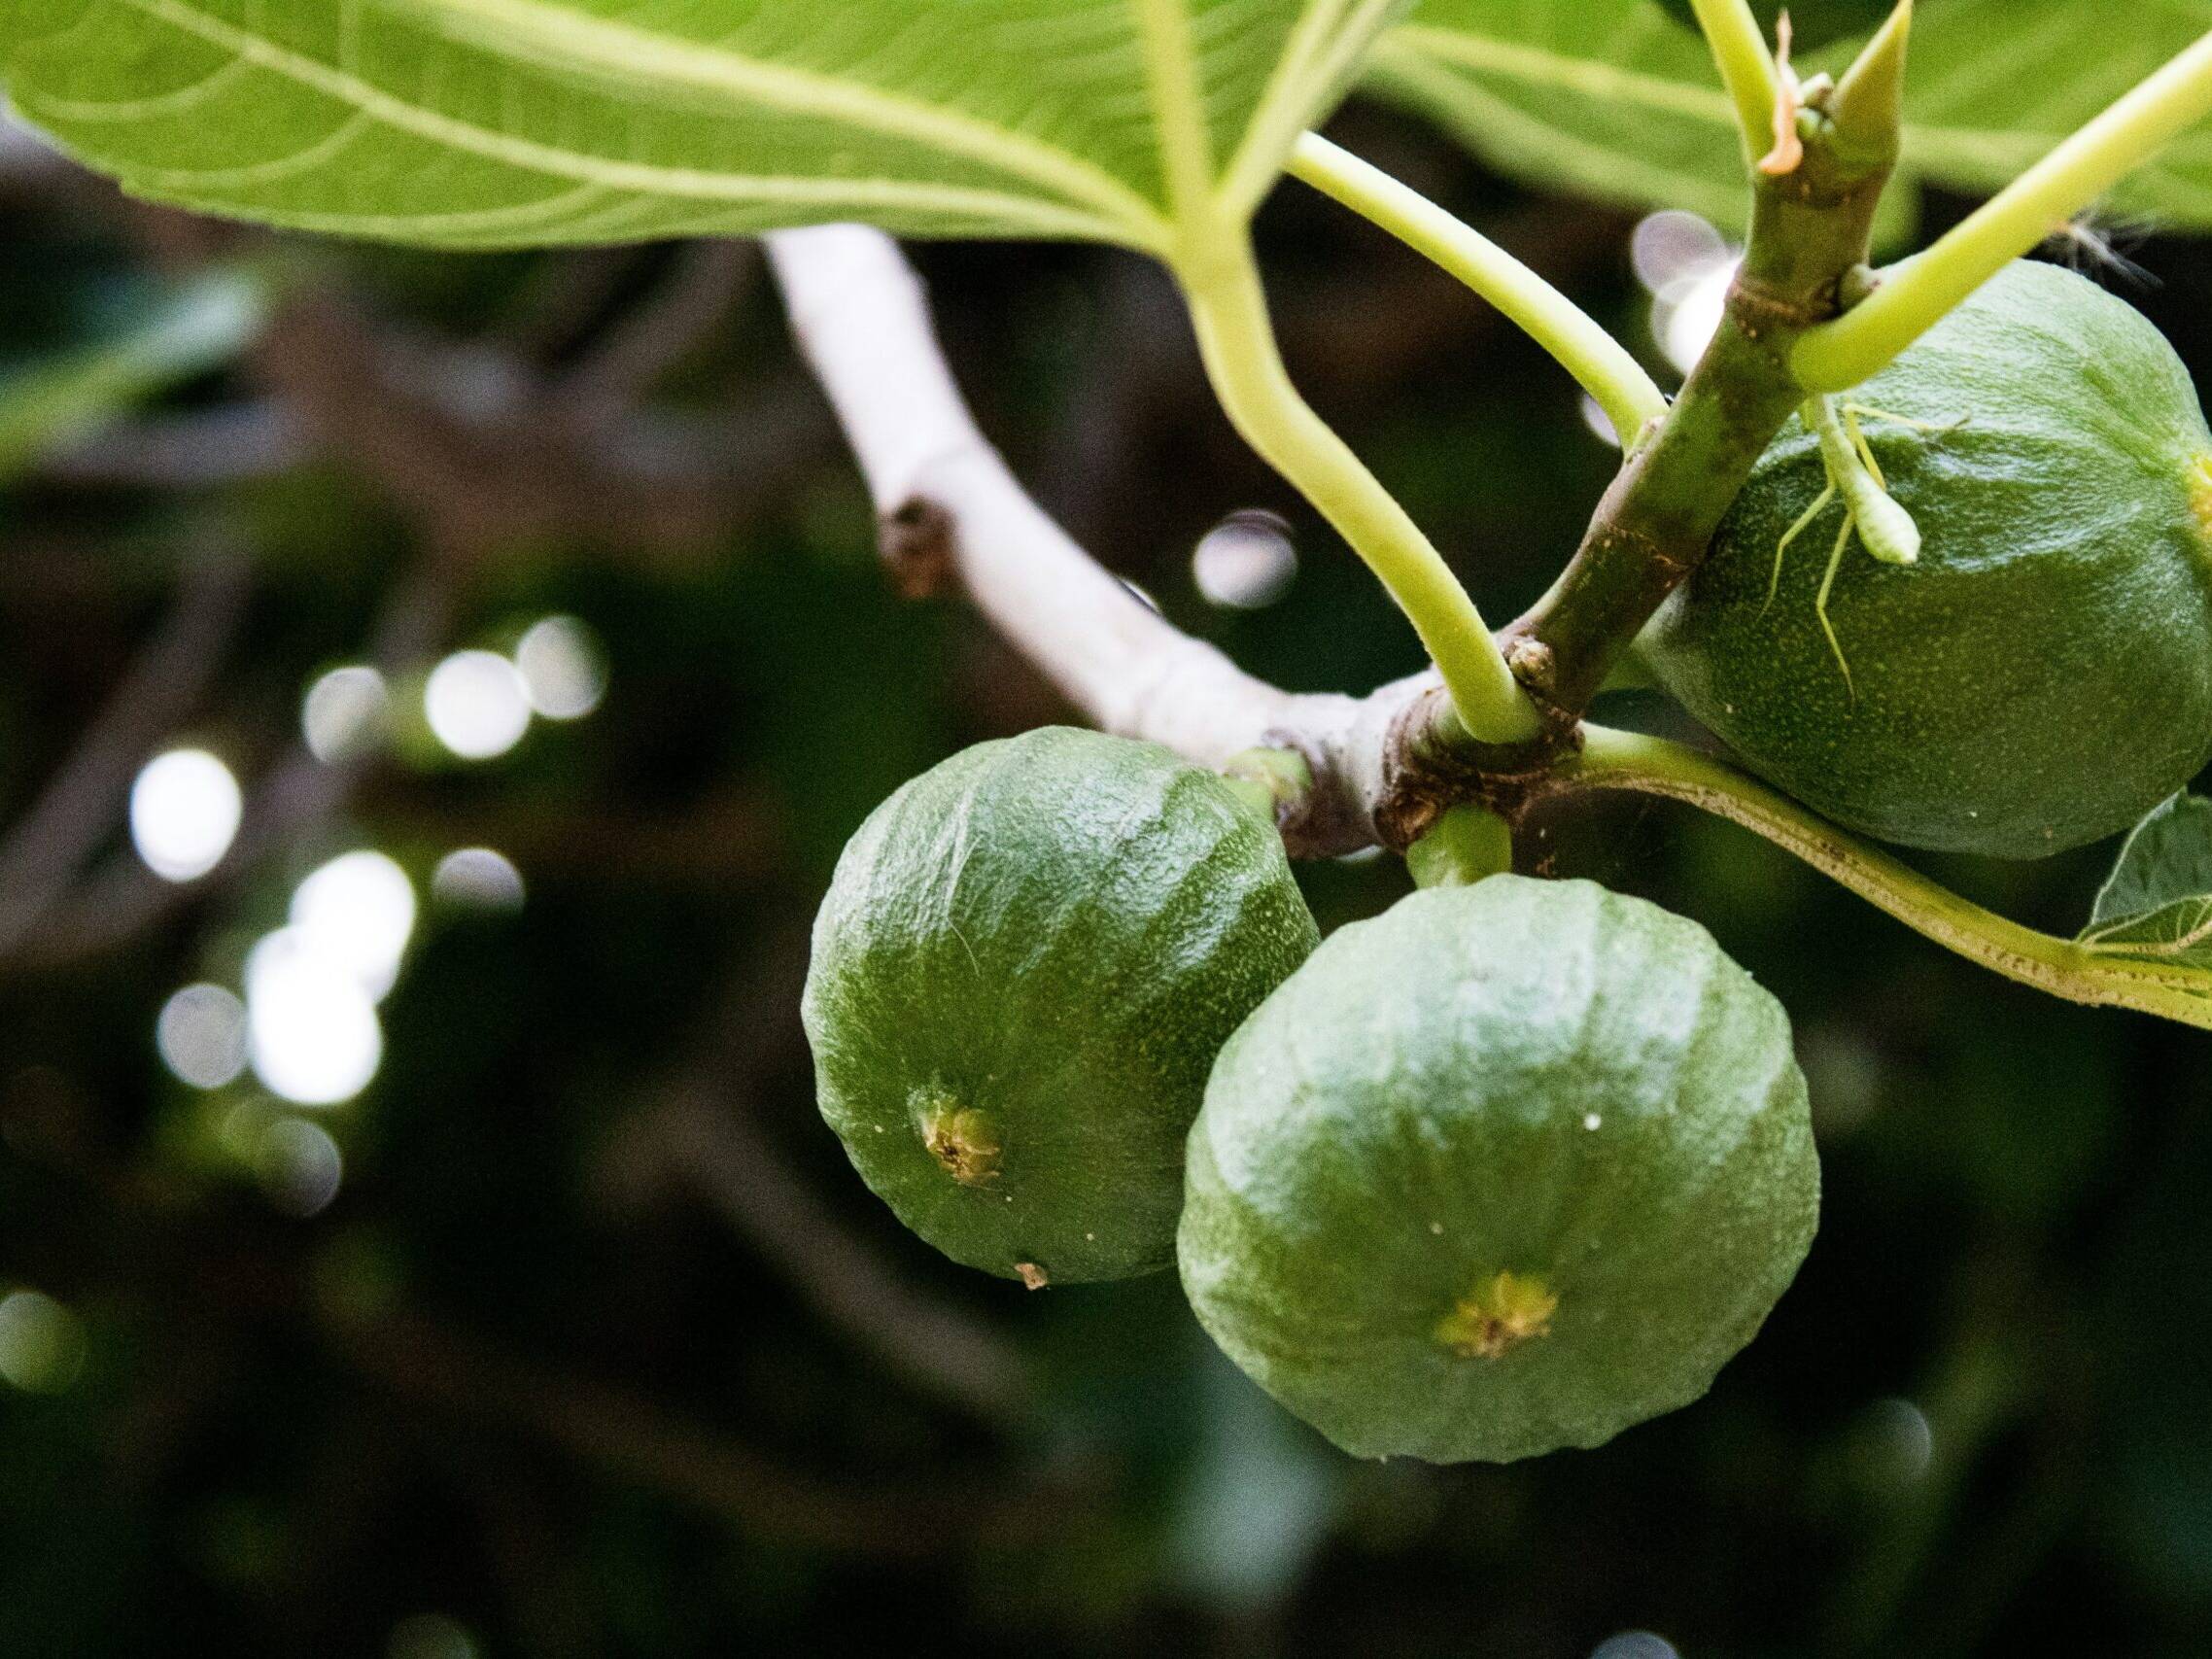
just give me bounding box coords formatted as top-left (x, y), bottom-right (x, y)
top-left (1178, 234), bottom-right (1541, 744)
top-left (1220, 746), bottom-right (1312, 824)
top-left (1287, 134), bottom-right (1669, 447)
top-left (1567, 726), bottom-right (2212, 1030)
top-left (1407, 803), bottom-right (1514, 888)
top-left (1686, 0), bottom-right (1782, 160)
top-left (1795, 27), bottom-right (2212, 391)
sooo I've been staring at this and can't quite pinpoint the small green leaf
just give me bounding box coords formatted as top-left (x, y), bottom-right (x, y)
top-left (2080, 794), bottom-right (2212, 967)
top-left (1369, 0), bottom-right (2212, 239)
top-left (2, 0), bottom-right (1413, 259)
top-left (0, 268), bottom-right (266, 484)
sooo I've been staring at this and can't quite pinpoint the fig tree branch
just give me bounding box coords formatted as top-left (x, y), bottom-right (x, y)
top-left (764, 122), bottom-right (2212, 1031)
top-left (1495, 1), bottom-right (1912, 725)
top-left (766, 223), bottom-right (1417, 856)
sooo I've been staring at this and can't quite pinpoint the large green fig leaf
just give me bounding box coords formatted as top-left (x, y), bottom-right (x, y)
top-left (1365, 0), bottom-right (1774, 231)
top-left (2080, 794), bottom-right (2212, 969)
top-left (1, 0), bottom-right (1410, 256)
top-left (1652, 0), bottom-right (1898, 52)
top-left (1369, 0), bottom-right (2212, 236)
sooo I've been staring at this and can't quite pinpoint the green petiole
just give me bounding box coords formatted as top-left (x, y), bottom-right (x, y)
top-left (1176, 230), bottom-right (1541, 746)
top-left (1684, 0), bottom-right (1785, 164)
top-left (1286, 134), bottom-right (1670, 449)
top-left (1795, 26), bottom-right (2212, 392)
top-left (1567, 727), bottom-right (2212, 1030)
top-left (1407, 803), bottom-right (1515, 889)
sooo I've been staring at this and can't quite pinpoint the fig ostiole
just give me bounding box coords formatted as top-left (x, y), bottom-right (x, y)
top-left (803, 727), bottom-right (1320, 1286)
top-left (1179, 876), bottom-right (1819, 1464)
top-left (1643, 259), bottom-right (2212, 858)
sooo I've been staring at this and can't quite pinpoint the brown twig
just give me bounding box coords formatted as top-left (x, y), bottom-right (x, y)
top-left (0, 543), bottom-right (252, 955)
top-left (559, 239), bottom-right (758, 418)
top-left (602, 928), bottom-right (1036, 1428)
top-left (655, 1085), bottom-right (1034, 1428)
top-left (333, 1306), bottom-right (1073, 1559)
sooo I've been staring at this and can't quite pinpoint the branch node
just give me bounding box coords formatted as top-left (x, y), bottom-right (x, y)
top-left (880, 497), bottom-right (962, 601)
top-left (1728, 274), bottom-right (1830, 338)
top-left (1373, 684), bottom-right (1579, 850)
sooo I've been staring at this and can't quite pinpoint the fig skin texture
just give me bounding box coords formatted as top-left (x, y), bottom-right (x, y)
top-left (804, 727), bottom-right (1319, 1286)
top-left (1180, 877), bottom-right (1817, 1464)
top-left (1642, 259), bottom-right (2212, 858)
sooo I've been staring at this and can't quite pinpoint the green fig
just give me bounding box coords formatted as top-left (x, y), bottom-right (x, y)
top-left (1643, 259), bottom-right (2212, 858)
top-left (805, 727), bottom-right (1318, 1286)
top-left (1181, 877), bottom-right (1817, 1462)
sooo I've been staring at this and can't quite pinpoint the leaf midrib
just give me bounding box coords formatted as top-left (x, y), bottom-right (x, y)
top-left (62, 0), bottom-right (1150, 243)
top-left (22, 0), bottom-right (1411, 253)
top-left (379, 0), bottom-right (1171, 238)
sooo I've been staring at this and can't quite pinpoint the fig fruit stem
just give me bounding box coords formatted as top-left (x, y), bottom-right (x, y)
top-left (1406, 803), bottom-right (1514, 889)
top-left (1567, 726), bottom-right (2212, 1030)
top-left (1221, 746), bottom-right (1314, 825)
top-left (1286, 134), bottom-right (1670, 448)
top-left (1684, 0), bottom-right (1784, 162)
top-left (1177, 229), bottom-right (1542, 745)
top-left (1795, 25), bottom-right (2212, 392)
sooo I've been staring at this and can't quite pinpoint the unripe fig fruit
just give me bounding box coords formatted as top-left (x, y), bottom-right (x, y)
top-left (804, 728), bottom-right (1319, 1286)
top-left (1180, 877), bottom-right (1816, 1463)
top-left (1642, 259), bottom-right (2212, 858)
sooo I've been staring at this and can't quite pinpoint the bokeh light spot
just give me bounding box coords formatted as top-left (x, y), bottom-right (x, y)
top-left (1193, 510), bottom-right (1298, 609)
top-left (290, 850), bottom-right (416, 1001)
top-left (0, 1290), bottom-right (86, 1394)
top-left (245, 928), bottom-right (384, 1106)
top-left (156, 983), bottom-right (249, 1089)
top-left (389, 1613), bottom-right (480, 1659)
top-left (424, 650), bottom-right (531, 760)
top-left (129, 747), bottom-right (242, 881)
top-left (432, 847), bottom-right (526, 912)
top-left (302, 665), bottom-right (392, 764)
top-left (1633, 211), bottom-right (1742, 379)
top-left (1860, 1397), bottom-right (1936, 1489)
top-left (1632, 210), bottom-right (1731, 293)
top-left (1655, 259), bottom-right (1739, 377)
top-left (258, 1116), bottom-right (344, 1218)
top-left (515, 615), bottom-right (607, 720)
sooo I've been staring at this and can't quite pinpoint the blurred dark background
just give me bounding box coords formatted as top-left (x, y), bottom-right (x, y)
top-left (0, 80), bottom-right (2208, 1659)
